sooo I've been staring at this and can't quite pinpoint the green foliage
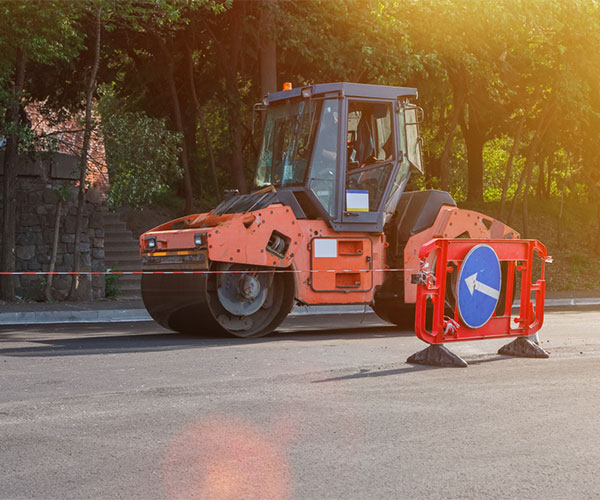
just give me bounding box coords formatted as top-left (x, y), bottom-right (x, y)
top-left (0, 1), bottom-right (83, 156)
top-left (276, 0), bottom-right (416, 85)
top-left (482, 137), bottom-right (525, 202)
top-left (97, 85), bottom-right (183, 208)
top-left (0, 0), bottom-right (82, 78)
top-left (1, 0), bottom-right (600, 232)
top-left (104, 273), bottom-right (120, 300)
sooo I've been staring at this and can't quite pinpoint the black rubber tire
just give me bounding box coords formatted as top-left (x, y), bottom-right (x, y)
top-left (372, 301), bottom-right (417, 330)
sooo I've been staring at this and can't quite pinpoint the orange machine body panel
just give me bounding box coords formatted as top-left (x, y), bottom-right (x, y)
top-left (293, 220), bottom-right (386, 305)
top-left (142, 205), bottom-right (300, 269)
top-left (141, 204), bottom-right (387, 306)
top-left (403, 207), bottom-right (519, 304)
top-left (141, 203), bottom-right (520, 308)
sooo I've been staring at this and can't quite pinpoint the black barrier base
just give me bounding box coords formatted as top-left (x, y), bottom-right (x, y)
top-left (498, 337), bottom-right (549, 358)
top-left (407, 344), bottom-right (468, 368)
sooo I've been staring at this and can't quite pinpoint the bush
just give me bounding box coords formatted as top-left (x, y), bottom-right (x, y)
top-left (98, 85), bottom-right (183, 208)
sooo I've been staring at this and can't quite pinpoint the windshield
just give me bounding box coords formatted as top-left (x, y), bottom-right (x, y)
top-left (255, 100), bottom-right (319, 187)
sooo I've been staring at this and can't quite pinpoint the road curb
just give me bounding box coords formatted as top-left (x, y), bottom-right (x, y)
top-left (0, 305), bottom-right (368, 325)
top-left (0, 309), bottom-right (153, 325)
top-left (0, 298), bottom-right (599, 326)
top-left (543, 298), bottom-right (600, 307)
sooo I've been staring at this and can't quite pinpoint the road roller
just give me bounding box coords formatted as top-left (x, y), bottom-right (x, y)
top-left (140, 82), bottom-right (545, 339)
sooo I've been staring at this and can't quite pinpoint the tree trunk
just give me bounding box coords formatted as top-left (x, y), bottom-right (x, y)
top-left (155, 35), bottom-right (194, 213)
top-left (460, 102), bottom-right (486, 203)
top-left (0, 48), bottom-right (26, 302)
top-left (557, 181), bottom-right (566, 249)
top-left (260, 0), bottom-right (277, 97)
top-left (467, 141), bottom-right (484, 203)
top-left (224, 0), bottom-right (247, 193)
top-left (546, 154), bottom-right (554, 197)
top-left (499, 117), bottom-right (524, 219)
top-left (425, 110), bottom-right (448, 186)
top-left (536, 158), bottom-right (546, 199)
top-left (45, 198), bottom-right (63, 302)
top-left (205, 0), bottom-right (248, 193)
top-left (462, 124), bottom-right (486, 203)
top-left (228, 103), bottom-right (247, 193)
top-left (520, 103), bottom-right (555, 238)
top-left (521, 160), bottom-right (535, 238)
top-left (68, 7), bottom-right (101, 301)
top-left (439, 85), bottom-right (465, 191)
top-left (507, 165), bottom-right (527, 225)
top-left (425, 153), bottom-right (440, 188)
top-left (186, 46), bottom-right (220, 200)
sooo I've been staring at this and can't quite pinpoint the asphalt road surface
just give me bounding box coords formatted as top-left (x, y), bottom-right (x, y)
top-left (2, 309), bottom-right (600, 500)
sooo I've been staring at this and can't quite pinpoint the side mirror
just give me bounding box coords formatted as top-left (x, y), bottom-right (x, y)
top-left (404, 105), bottom-right (424, 174)
top-left (252, 101), bottom-right (268, 135)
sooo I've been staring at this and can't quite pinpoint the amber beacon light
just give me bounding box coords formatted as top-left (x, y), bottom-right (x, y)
top-left (282, 82), bottom-right (292, 91)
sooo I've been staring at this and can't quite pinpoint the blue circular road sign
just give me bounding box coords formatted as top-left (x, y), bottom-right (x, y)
top-left (456, 244), bottom-right (502, 329)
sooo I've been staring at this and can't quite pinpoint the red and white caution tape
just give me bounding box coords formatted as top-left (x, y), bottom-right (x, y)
top-left (0, 268), bottom-right (416, 276)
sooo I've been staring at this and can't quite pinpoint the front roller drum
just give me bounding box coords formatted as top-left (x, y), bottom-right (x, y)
top-left (141, 264), bottom-right (295, 338)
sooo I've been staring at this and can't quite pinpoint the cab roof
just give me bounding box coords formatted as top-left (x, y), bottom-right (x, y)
top-left (266, 82), bottom-right (418, 103)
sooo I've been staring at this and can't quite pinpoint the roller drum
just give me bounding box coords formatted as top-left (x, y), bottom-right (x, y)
top-left (141, 265), bottom-right (295, 338)
top-left (141, 273), bottom-right (226, 336)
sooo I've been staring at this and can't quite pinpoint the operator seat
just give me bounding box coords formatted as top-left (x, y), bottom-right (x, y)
top-left (355, 114), bottom-right (375, 166)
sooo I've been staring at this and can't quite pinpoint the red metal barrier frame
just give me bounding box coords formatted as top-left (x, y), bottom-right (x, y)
top-left (415, 239), bottom-right (548, 344)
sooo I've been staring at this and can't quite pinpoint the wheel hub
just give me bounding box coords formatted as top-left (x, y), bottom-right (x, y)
top-left (216, 267), bottom-right (269, 317)
top-left (239, 275), bottom-right (261, 300)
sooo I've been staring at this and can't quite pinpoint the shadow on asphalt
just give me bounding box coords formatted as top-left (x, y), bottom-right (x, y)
top-left (313, 353), bottom-right (517, 382)
top-left (313, 364), bottom-right (437, 382)
top-left (466, 354), bottom-right (514, 365)
top-left (0, 321), bottom-right (412, 358)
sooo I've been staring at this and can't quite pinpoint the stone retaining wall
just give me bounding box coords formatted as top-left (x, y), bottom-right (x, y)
top-left (0, 152), bottom-right (105, 301)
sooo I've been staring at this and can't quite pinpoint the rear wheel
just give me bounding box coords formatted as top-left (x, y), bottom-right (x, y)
top-left (371, 301), bottom-right (416, 330)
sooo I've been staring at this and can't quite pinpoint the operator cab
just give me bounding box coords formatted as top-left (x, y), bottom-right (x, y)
top-left (254, 82), bottom-right (423, 232)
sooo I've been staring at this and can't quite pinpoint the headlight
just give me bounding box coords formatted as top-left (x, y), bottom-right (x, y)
top-left (145, 237), bottom-right (156, 249)
top-left (194, 233), bottom-right (206, 246)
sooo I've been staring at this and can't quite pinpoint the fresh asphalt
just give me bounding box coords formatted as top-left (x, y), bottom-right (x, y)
top-left (1, 310), bottom-right (600, 499)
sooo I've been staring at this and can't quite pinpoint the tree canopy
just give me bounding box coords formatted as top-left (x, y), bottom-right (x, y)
top-left (1, 0), bottom-right (599, 214)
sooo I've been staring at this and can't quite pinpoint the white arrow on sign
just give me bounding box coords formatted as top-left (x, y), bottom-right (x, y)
top-left (464, 272), bottom-right (500, 300)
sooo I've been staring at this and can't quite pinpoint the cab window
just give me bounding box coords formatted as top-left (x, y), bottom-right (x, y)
top-left (345, 101), bottom-right (394, 212)
top-left (307, 99), bottom-right (339, 217)
top-left (347, 102), bottom-right (394, 168)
